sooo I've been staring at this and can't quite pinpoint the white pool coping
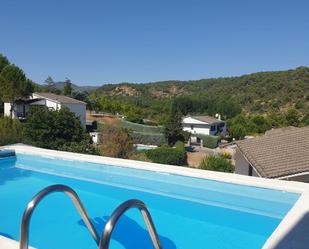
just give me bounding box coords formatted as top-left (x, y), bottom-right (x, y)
top-left (1, 144), bottom-right (309, 249)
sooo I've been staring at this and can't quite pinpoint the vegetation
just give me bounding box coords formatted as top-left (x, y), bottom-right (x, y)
top-left (199, 155), bottom-right (234, 173)
top-left (196, 134), bottom-right (220, 149)
top-left (0, 52), bottom-right (308, 163)
top-left (63, 78), bottom-right (73, 97)
top-left (120, 119), bottom-right (164, 133)
top-left (23, 106), bottom-right (97, 154)
top-left (99, 125), bottom-right (133, 159)
top-left (131, 132), bottom-right (166, 146)
top-left (145, 144), bottom-right (187, 166)
top-left (90, 66), bottom-right (309, 137)
top-left (0, 58), bottom-right (34, 117)
top-left (0, 117), bottom-right (24, 146)
top-left (164, 102), bottom-right (188, 145)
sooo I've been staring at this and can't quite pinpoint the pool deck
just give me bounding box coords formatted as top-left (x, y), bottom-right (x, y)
top-left (1, 144), bottom-right (309, 249)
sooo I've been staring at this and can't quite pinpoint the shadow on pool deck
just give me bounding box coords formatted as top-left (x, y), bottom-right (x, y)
top-left (78, 215), bottom-right (176, 249)
top-left (272, 212), bottom-right (309, 249)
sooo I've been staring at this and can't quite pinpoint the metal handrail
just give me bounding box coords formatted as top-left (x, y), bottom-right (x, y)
top-left (99, 199), bottom-right (162, 249)
top-left (19, 184), bottom-right (100, 249)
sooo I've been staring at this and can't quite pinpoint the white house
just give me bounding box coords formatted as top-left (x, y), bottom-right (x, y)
top-left (4, 92), bottom-right (86, 127)
top-left (182, 115), bottom-right (227, 136)
top-left (235, 126), bottom-right (309, 183)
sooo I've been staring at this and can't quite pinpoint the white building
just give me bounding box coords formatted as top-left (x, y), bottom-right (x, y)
top-left (182, 115), bottom-right (227, 136)
top-left (235, 126), bottom-right (309, 183)
top-left (4, 92), bottom-right (86, 127)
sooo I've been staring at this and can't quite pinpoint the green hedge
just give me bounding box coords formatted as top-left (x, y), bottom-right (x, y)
top-left (131, 131), bottom-right (167, 146)
top-left (145, 146), bottom-right (186, 166)
top-left (196, 134), bottom-right (220, 149)
top-left (121, 120), bottom-right (164, 133)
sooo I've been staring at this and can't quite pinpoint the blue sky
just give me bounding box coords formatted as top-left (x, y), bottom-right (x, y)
top-left (1, 0), bottom-right (309, 86)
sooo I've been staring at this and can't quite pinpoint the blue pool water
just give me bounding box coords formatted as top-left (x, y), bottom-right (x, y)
top-left (0, 153), bottom-right (299, 249)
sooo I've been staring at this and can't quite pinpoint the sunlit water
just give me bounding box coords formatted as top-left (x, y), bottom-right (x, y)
top-left (0, 154), bottom-right (299, 249)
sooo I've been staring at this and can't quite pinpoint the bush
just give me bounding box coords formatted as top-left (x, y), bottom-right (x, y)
top-left (221, 150), bottom-right (232, 159)
top-left (145, 146), bottom-right (187, 166)
top-left (196, 134), bottom-right (220, 148)
top-left (0, 117), bottom-right (24, 146)
top-left (199, 155), bottom-right (234, 173)
top-left (131, 131), bottom-right (167, 146)
top-left (175, 141), bottom-right (185, 151)
top-left (23, 106), bottom-right (95, 154)
top-left (129, 151), bottom-right (150, 162)
top-left (100, 125), bottom-right (133, 159)
top-left (229, 124), bottom-right (246, 140)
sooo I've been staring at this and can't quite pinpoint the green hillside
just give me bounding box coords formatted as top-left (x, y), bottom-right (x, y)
top-left (94, 66), bottom-right (309, 117)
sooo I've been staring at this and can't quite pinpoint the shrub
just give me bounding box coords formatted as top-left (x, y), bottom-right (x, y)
top-left (129, 151), bottom-right (150, 162)
top-left (0, 117), bottom-right (24, 146)
top-left (285, 109), bottom-right (300, 127)
top-left (145, 146), bottom-right (187, 166)
top-left (175, 141), bottom-right (185, 151)
top-left (131, 131), bottom-right (167, 146)
top-left (221, 150), bottom-right (232, 159)
top-left (229, 124), bottom-right (246, 140)
top-left (196, 134), bottom-right (220, 148)
top-left (100, 125), bottom-right (133, 159)
top-left (23, 106), bottom-right (96, 154)
top-left (199, 155), bottom-right (234, 173)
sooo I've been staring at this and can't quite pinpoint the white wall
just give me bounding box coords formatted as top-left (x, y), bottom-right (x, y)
top-left (183, 123), bottom-right (211, 135)
top-left (182, 117), bottom-right (227, 136)
top-left (4, 103), bottom-right (13, 117)
top-left (234, 148), bottom-right (259, 177)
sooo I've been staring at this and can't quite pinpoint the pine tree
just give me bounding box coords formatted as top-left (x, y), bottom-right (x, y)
top-left (63, 78), bottom-right (73, 96)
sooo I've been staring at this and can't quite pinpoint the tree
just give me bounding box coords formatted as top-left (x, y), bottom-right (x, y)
top-left (164, 101), bottom-right (186, 146)
top-left (199, 155), bottom-right (234, 173)
top-left (250, 115), bottom-right (272, 133)
top-left (285, 109), bottom-right (300, 127)
top-left (44, 76), bottom-right (54, 87)
top-left (23, 106), bottom-right (97, 154)
top-left (99, 125), bottom-right (133, 158)
top-left (0, 54), bottom-right (10, 72)
top-left (0, 65), bottom-right (33, 117)
top-left (229, 124), bottom-right (246, 140)
top-left (63, 78), bottom-right (73, 96)
top-left (0, 117), bottom-right (24, 146)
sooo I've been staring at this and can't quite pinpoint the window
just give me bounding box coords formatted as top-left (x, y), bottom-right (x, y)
top-left (191, 125), bottom-right (194, 130)
top-left (210, 125), bottom-right (216, 131)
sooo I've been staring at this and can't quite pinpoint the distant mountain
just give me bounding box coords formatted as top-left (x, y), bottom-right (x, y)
top-left (51, 81), bottom-right (98, 92)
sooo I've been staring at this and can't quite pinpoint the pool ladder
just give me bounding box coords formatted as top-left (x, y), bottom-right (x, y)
top-left (19, 184), bottom-right (162, 249)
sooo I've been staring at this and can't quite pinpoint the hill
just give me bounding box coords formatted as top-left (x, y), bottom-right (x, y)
top-left (50, 81), bottom-right (98, 92)
top-left (94, 66), bottom-right (309, 116)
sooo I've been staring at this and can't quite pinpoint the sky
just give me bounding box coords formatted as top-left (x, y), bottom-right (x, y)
top-left (1, 0), bottom-right (309, 86)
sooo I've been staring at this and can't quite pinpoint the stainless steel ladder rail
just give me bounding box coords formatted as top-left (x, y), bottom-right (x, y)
top-left (99, 199), bottom-right (162, 249)
top-left (19, 184), bottom-right (100, 249)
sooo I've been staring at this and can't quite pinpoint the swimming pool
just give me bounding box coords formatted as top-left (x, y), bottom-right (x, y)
top-left (0, 149), bottom-right (301, 249)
